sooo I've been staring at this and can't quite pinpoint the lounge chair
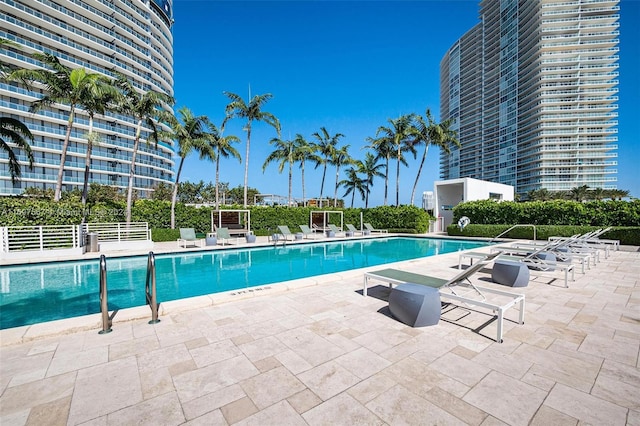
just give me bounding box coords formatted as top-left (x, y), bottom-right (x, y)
top-left (364, 223), bottom-right (388, 234)
top-left (178, 228), bottom-right (205, 248)
top-left (277, 225), bottom-right (296, 241)
top-left (364, 251), bottom-right (524, 342)
top-left (215, 227), bottom-right (239, 245)
top-left (299, 224), bottom-right (317, 239)
top-left (345, 224), bottom-right (363, 236)
top-left (327, 224), bottom-right (345, 237)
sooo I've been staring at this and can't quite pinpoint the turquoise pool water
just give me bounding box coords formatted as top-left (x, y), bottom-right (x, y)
top-left (0, 237), bottom-right (490, 329)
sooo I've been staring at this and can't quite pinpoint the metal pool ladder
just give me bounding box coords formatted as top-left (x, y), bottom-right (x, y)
top-left (145, 251), bottom-right (160, 324)
top-left (99, 254), bottom-right (112, 334)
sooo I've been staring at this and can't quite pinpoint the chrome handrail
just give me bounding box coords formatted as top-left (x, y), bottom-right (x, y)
top-left (490, 224), bottom-right (537, 242)
top-left (99, 254), bottom-right (112, 334)
top-left (145, 251), bottom-right (160, 324)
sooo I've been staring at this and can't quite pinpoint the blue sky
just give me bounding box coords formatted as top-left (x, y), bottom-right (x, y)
top-left (172, 0), bottom-right (640, 206)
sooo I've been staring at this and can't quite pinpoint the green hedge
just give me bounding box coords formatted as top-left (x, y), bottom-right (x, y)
top-left (447, 224), bottom-right (640, 245)
top-left (453, 199), bottom-right (640, 226)
top-left (0, 197), bottom-right (432, 238)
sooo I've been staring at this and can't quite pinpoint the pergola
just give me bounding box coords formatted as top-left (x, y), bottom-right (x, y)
top-left (310, 211), bottom-right (344, 232)
top-left (211, 209), bottom-right (251, 235)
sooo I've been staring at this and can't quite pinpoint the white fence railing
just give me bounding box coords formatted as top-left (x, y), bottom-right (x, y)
top-left (1, 225), bottom-right (81, 252)
top-left (82, 222), bottom-right (151, 242)
top-left (0, 222), bottom-right (152, 257)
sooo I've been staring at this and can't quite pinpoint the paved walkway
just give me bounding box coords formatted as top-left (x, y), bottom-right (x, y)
top-left (1, 239), bottom-right (638, 425)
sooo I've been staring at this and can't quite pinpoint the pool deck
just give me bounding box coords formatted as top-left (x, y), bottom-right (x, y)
top-left (1, 235), bottom-right (639, 425)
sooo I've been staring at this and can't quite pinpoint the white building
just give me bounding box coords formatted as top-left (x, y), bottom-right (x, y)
top-left (440, 0), bottom-right (619, 196)
top-left (432, 177), bottom-right (514, 230)
top-left (0, 0), bottom-right (175, 196)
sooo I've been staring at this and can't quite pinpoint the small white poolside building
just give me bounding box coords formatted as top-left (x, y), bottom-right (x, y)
top-left (426, 178), bottom-right (514, 231)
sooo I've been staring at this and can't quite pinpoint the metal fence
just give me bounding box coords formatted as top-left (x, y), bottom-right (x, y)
top-left (0, 222), bottom-right (151, 254)
top-left (82, 222), bottom-right (151, 243)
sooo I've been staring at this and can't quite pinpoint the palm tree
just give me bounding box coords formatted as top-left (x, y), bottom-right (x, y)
top-left (410, 109), bottom-right (459, 205)
top-left (359, 151), bottom-right (385, 208)
top-left (115, 75), bottom-right (174, 223)
top-left (205, 119), bottom-right (240, 209)
top-left (224, 91), bottom-right (280, 207)
top-left (366, 136), bottom-right (393, 206)
top-left (292, 134), bottom-right (318, 206)
top-left (568, 185), bottom-right (590, 202)
top-left (340, 164), bottom-right (366, 208)
top-left (376, 114), bottom-right (417, 206)
top-left (9, 53), bottom-right (113, 201)
top-left (0, 117), bottom-right (34, 183)
top-left (263, 137), bottom-right (296, 206)
top-left (80, 78), bottom-right (121, 206)
top-left (312, 127), bottom-right (344, 208)
top-left (330, 144), bottom-right (352, 207)
top-left (165, 107), bottom-right (211, 229)
top-left (607, 189), bottom-right (629, 200)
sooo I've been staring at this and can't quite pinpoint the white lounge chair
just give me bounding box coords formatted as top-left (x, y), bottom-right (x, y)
top-left (178, 228), bottom-right (205, 248)
top-left (299, 224), bottom-right (317, 239)
top-left (277, 225), bottom-right (296, 241)
top-left (364, 252), bottom-right (524, 343)
top-left (345, 224), bottom-right (363, 236)
top-left (364, 222), bottom-right (387, 234)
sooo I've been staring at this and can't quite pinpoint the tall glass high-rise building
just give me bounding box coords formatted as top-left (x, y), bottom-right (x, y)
top-left (440, 0), bottom-right (619, 195)
top-left (0, 0), bottom-right (175, 196)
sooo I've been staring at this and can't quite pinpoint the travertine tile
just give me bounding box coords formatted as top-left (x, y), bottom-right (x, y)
top-left (530, 405), bottom-right (578, 426)
top-left (347, 372), bottom-right (397, 404)
top-left (0, 371), bottom-right (76, 417)
top-left (367, 383), bottom-right (466, 425)
top-left (425, 386), bottom-right (488, 425)
top-left (303, 393), bottom-right (384, 425)
top-left (182, 409), bottom-right (227, 426)
top-left (173, 354), bottom-right (258, 403)
top-left (181, 384), bottom-right (246, 420)
top-left (297, 361), bottom-right (361, 400)
top-left (287, 389), bottom-right (322, 414)
top-left (68, 357), bottom-right (142, 425)
top-left (429, 352), bottom-right (491, 387)
top-left (106, 391), bottom-right (185, 425)
top-left (463, 371), bottom-right (546, 426)
top-left (334, 347), bottom-right (391, 379)
top-left (240, 366), bottom-right (305, 409)
top-left (189, 339), bottom-right (241, 368)
top-left (25, 395), bottom-right (71, 426)
top-left (234, 400), bottom-right (306, 426)
top-left (220, 396), bottom-right (258, 424)
top-left (544, 383), bottom-right (628, 425)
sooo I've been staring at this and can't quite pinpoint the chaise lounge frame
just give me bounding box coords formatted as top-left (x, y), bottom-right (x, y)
top-left (363, 256), bottom-right (525, 343)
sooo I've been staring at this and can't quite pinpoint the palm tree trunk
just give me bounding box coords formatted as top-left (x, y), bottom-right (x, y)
top-left (288, 157), bottom-right (293, 207)
top-left (81, 115), bottom-right (95, 208)
top-left (396, 147), bottom-right (401, 207)
top-left (351, 190), bottom-right (355, 208)
top-left (171, 158), bottom-right (185, 229)
top-left (410, 145), bottom-right (429, 206)
top-left (54, 108), bottom-right (75, 202)
top-left (243, 123), bottom-right (252, 207)
top-left (319, 164), bottom-right (327, 208)
top-left (301, 161), bottom-right (306, 207)
top-left (383, 156), bottom-right (389, 206)
top-left (126, 119), bottom-right (143, 224)
top-left (215, 152), bottom-right (220, 210)
top-left (334, 166), bottom-right (340, 207)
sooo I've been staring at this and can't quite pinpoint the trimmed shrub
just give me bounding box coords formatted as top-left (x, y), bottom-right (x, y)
top-left (447, 224), bottom-right (640, 245)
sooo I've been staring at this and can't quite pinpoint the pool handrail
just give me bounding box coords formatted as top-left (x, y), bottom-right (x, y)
top-left (145, 251), bottom-right (160, 324)
top-left (99, 254), bottom-right (112, 334)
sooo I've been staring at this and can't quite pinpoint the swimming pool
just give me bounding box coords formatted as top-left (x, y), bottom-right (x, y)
top-left (0, 237), bottom-right (490, 329)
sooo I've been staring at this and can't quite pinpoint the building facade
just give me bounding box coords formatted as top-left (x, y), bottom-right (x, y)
top-left (440, 0), bottom-right (619, 195)
top-left (0, 0), bottom-right (175, 196)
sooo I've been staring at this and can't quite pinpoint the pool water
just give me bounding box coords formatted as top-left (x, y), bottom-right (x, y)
top-left (0, 237), bottom-right (490, 329)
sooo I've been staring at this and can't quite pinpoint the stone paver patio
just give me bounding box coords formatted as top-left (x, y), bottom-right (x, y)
top-left (1, 237), bottom-right (638, 425)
